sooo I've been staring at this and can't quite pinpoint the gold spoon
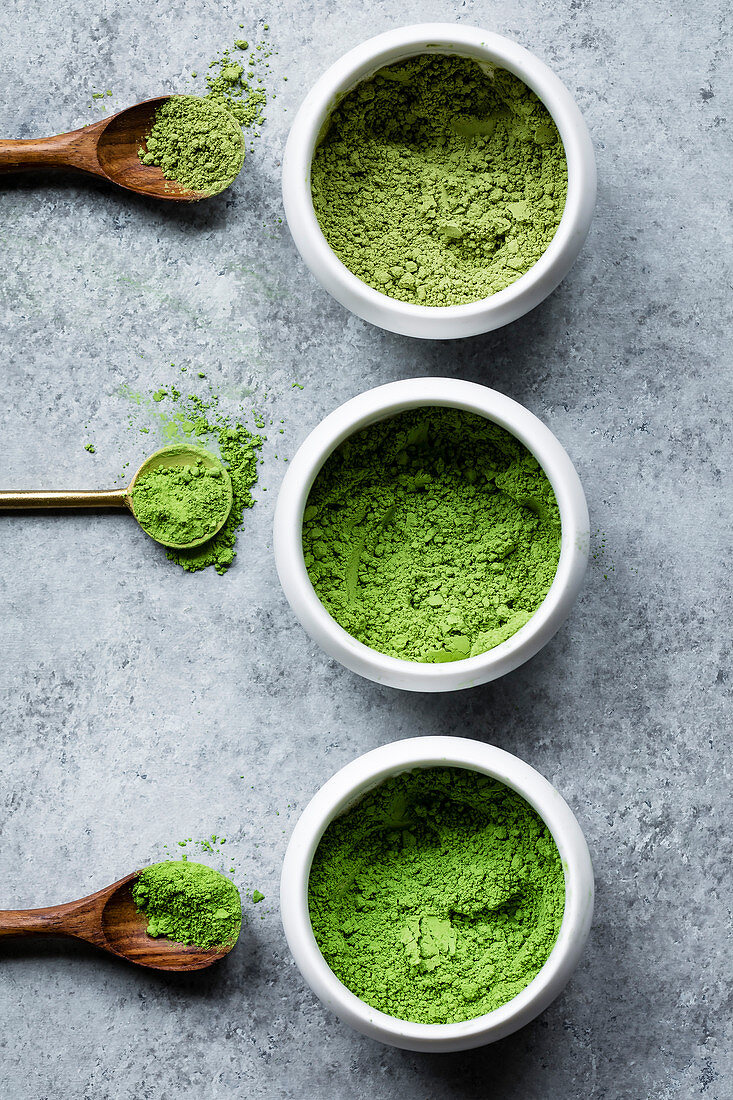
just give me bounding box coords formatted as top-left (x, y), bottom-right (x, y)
top-left (0, 96), bottom-right (244, 201)
top-left (0, 868), bottom-right (240, 972)
top-left (0, 443), bottom-right (233, 550)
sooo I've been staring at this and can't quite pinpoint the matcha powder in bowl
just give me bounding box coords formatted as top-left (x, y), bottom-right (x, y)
top-left (302, 407), bottom-right (561, 663)
top-left (310, 54), bottom-right (568, 306)
top-left (308, 766), bottom-right (565, 1024)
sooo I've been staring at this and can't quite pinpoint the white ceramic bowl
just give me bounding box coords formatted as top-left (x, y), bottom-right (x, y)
top-left (273, 378), bottom-right (589, 692)
top-left (282, 23), bottom-right (596, 339)
top-left (281, 736), bottom-right (594, 1052)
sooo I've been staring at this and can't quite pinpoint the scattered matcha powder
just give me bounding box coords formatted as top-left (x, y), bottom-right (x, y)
top-left (132, 861), bottom-right (242, 949)
top-left (303, 407), bottom-right (561, 662)
top-left (309, 767), bottom-right (565, 1024)
top-left (311, 54), bottom-right (567, 305)
top-left (204, 43), bottom-right (267, 129)
top-left (165, 835), bottom-right (236, 875)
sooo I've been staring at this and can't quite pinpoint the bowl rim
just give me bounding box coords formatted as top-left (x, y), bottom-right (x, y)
top-left (281, 23), bottom-right (597, 338)
top-left (273, 378), bottom-right (589, 692)
top-left (280, 736), bottom-right (595, 1052)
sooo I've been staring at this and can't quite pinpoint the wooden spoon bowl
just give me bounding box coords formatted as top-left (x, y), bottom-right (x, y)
top-left (0, 97), bottom-right (210, 201)
top-left (0, 870), bottom-right (239, 971)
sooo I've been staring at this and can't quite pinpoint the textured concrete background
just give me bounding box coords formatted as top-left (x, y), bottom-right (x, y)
top-left (1, 1), bottom-right (731, 1097)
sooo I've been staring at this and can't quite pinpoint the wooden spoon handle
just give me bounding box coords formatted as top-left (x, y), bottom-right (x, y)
top-left (0, 489), bottom-right (129, 509)
top-left (0, 899), bottom-right (105, 944)
top-left (0, 120), bottom-right (106, 175)
top-left (0, 905), bottom-right (75, 937)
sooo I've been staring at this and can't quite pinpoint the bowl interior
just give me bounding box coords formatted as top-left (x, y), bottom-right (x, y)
top-left (301, 41), bottom-right (571, 313)
top-left (298, 401), bottom-right (564, 667)
top-left (296, 751), bottom-right (586, 1039)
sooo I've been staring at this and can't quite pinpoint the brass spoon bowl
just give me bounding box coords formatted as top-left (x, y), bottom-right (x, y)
top-left (0, 869), bottom-right (240, 972)
top-left (0, 443), bottom-right (233, 550)
top-left (0, 95), bottom-right (244, 201)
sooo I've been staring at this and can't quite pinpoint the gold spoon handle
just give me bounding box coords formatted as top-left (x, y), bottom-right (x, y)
top-left (0, 489), bottom-right (129, 509)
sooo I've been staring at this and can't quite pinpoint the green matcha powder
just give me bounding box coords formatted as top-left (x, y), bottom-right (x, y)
top-left (311, 55), bottom-right (567, 305)
top-left (125, 388), bottom-right (264, 575)
top-left (139, 96), bottom-right (245, 195)
top-left (139, 39), bottom-right (268, 194)
top-left (309, 767), bottom-right (565, 1024)
top-left (131, 457), bottom-right (230, 546)
top-left (132, 861), bottom-right (242, 949)
top-left (302, 407), bottom-right (561, 662)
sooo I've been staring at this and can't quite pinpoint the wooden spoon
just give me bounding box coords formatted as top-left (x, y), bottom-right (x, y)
top-left (0, 443), bottom-right (233, 550)
top-left (0, 97), bottom-right (212, 201)
top-left (0, 870), bottom-right (238, 971)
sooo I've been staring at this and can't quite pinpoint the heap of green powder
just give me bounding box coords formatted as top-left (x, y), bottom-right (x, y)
top-left (309, 767), bottom-right (565, 1024)
top-left (131, 456), bottom-right (231, 546)
top-left (302, 407), bottom-right (561, 662)
top-left (132, 861), bottom-right (242, 949)
top-left (204, 44), bottom-right (268, 129)
top-left (311, 55), bottom-right (567, 305)
top-left (139, 37), bottom-right (269, 193)
top-left (139, 96), bottom-right (245, 195)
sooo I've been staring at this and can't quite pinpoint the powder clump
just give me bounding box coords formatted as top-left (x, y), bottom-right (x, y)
top-left (131, 456), bottom-right (231, 546)
top-left (302, 407), bottom-right (561, 661)
top-left (132, 861), bottom-right (242, 949)
top-left (204, 46), bottom-right (267, 129)
top-left (311, 55), bottom-right (567, 305)
top-left (309, 767), bottom-right (565, 1023)
top-left (139, 96), bottom-right (245, 195)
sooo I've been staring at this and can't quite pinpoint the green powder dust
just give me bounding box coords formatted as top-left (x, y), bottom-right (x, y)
top-left (131, 455), bottom-right (231, 546)
top-left (308, 767), bottom-right (565, 1024)
top-left (204, 45), bottom-right (268, 130)
top-left (139, 96), bottom-right (245, 195)
top-left (302, 407), bottom-right (561, 662)
top-left (311, 55), bottom-right (567, 306)
top-left (132, 861), bottom-right (242, 949)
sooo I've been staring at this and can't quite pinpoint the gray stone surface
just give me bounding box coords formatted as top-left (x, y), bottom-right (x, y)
top-left (0, 0), bottom-right (731, 1096)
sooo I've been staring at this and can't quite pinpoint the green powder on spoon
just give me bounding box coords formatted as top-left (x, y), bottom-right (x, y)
top-left (131, 458), bottom-right (231, 546)
top-left (138, 36), bottom-right (270, 193)
top-left (120, 386), bottom-right (265, 575)
top-left (132, 861), bottom-right (242, 949)
top-left (139, 96), bottom-right (245, 195)
top-left (309, 766), bottom-right (565, 1024)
